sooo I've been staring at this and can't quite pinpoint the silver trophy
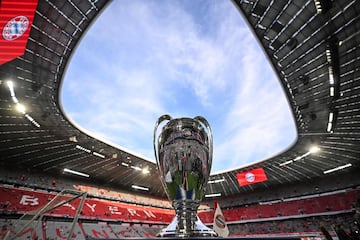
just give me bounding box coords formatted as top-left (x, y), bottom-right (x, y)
top-left (154, 114), bottom-right (217, 238)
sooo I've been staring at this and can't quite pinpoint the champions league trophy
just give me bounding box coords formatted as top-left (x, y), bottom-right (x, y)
top-left (153, 114), bottom-right (217, 238)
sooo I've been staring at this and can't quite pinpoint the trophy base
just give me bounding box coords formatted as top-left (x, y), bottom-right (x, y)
top-left (158, 215), bottom-right (218, 238)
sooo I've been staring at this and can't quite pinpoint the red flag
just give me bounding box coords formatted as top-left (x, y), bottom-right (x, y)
top-left (236, 167), bottom-right (267, 186)
top-left (0, 0), bottom-right (38, 65)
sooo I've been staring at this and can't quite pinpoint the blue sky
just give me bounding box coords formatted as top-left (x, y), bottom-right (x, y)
top-left (61, 0), bottom-right (297, 174)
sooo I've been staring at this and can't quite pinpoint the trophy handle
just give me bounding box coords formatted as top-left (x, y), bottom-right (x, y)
top-left (194, 116), bottom-right (213, 175)
top-left (153, 114), bottom-right (172, 164)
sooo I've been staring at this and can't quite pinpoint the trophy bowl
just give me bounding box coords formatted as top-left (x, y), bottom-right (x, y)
top-left (153, 114), bottom-right (217, 237)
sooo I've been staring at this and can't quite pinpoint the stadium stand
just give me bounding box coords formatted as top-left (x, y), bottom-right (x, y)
top-left (1, 166), bottom-right (359, 239)
top-left (1, 179), bottom-right (359, 239)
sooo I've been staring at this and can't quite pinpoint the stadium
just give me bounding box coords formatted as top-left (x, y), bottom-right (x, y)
top-left (0, 0), bottom-right (360, 239)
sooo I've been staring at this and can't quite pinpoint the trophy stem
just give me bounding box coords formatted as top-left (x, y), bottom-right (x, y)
top-left (173, 200), bottom-right (199, 232)
top-left (157, 200), bottom-right (217, 237)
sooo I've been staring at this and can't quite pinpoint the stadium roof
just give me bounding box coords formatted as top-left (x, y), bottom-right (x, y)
top-left (0, 0), bottom-right (359, 198)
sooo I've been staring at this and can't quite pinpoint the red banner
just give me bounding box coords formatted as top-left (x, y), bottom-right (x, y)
top-left (236, 167), bottom-right (268, 186)
top-left (0, 186), bottom-right (174, 223)
top-left (0, 0), bottom-right (38, 65)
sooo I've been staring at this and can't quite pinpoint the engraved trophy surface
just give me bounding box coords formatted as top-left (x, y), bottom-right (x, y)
top-left (154, 114), bottom-right (217, 238)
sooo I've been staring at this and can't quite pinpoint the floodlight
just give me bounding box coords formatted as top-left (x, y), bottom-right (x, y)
top-left (15, 103), bottom-right (26, 114)
top-left (323, 163), bottom-right (352, 174)
top-left (132, 185), bottom-right (149, 191)
top-left (142, 168), bottom-right (150, 174)
top-left (7, 80), bottom-right (13, 89)
top-left (63, 168), bottom-right (89, 178)
top-left (309, 146), bottom-right (320, 154)
top-left (205, 193), bottom-right (221, 198)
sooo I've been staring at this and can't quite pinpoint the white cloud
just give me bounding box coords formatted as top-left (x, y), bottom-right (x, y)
top-left (211, 27), bottom-right (296, 172)
top-left (62, 0), bottom-right (296, 172)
